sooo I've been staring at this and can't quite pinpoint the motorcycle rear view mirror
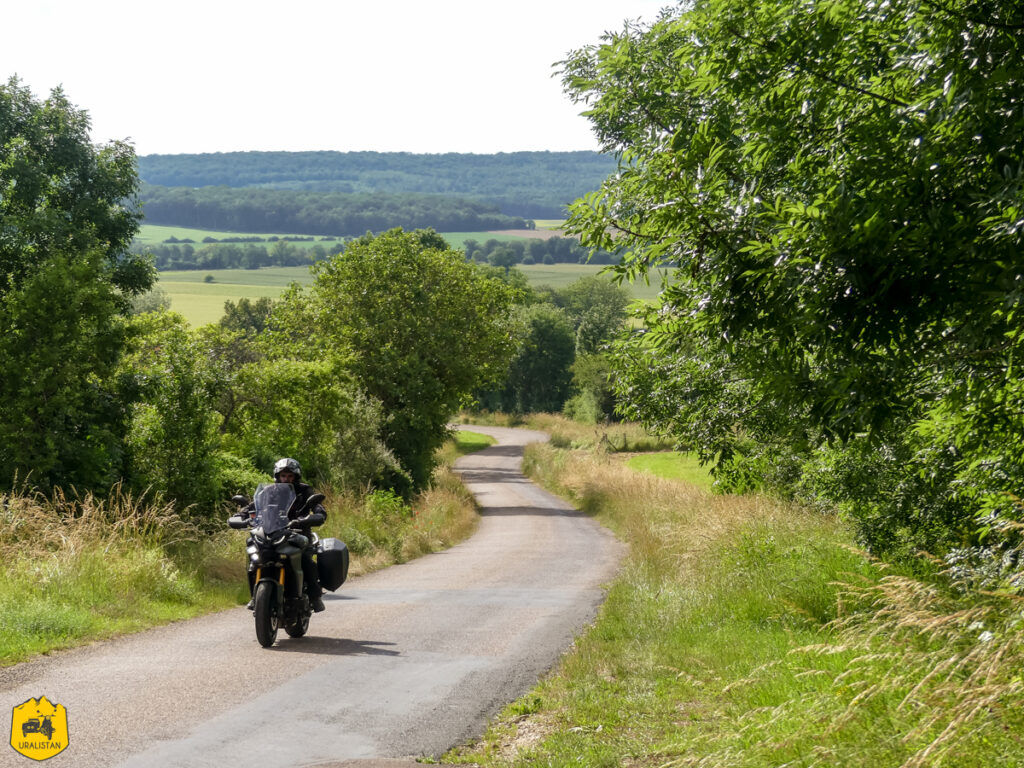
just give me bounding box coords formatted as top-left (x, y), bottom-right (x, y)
top-left (305, 493), bottom-right (325, 508)
top-left (232, 494), bottom-right (250, 506)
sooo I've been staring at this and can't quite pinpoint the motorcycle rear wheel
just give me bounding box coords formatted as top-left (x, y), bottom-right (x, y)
top-left (254, 582), bottom-right (279, 647)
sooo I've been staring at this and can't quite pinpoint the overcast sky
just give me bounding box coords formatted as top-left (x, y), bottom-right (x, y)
top-left (4, 1), bottom-right (669, 157)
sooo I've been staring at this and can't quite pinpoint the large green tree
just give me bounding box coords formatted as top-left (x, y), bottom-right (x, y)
top-left (484, 304), bottom-right (577, 414)
top-left (280, 228), bottom-right (519, 489)
top-left (562, 1), bottom-right (1024, 559)
top-left (0, 78), bottom-right (153, 490)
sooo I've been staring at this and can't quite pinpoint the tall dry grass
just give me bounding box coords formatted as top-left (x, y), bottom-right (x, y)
top-left (0, 482), bottom-right (199, 557)
top-left (453, 441), bottom-right (1024, 767)
top-left (320, 466), bottom-right (480, 576)
top-left (0, 434), bottom-right (483, 666)
top-left (0, 485), bottom-right (240, 665)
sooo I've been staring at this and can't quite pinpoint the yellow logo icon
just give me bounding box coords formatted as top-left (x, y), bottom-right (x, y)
top-left (10, 697), bottom-right (69, 761)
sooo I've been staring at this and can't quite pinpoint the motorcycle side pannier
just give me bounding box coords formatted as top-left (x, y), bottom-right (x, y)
top-left (316, 537), bottom-right (349, 592)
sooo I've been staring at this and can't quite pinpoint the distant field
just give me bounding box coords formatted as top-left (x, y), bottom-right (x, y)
top-left (150, 222), bottom-right (666, 326)
top-left (138, 225), bottom-right (577, 251)
top-left (158, 263), bottom-right (665, 327)
top-left (435, 232), bottom-right (540, 249)
top-left (136, 225), bottom-right (342, 250)
top-left (158, 267), bottom-right (317, 326)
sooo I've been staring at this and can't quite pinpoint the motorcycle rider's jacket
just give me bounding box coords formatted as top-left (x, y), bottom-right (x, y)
top-left (289, 481), bottom-right (326, 525)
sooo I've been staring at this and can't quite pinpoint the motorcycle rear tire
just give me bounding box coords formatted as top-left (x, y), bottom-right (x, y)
top-left (254, 582), bottom-right (279, 647)
top-left (285, 612), bottom-right (309, 638)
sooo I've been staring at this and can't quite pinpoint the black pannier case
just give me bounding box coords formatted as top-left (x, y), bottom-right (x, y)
top-left (316, 537), bottom-right (350, 592)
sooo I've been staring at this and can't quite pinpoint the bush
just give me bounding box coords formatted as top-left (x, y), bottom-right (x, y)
top-left (562, 391), bottom-right (604, 424)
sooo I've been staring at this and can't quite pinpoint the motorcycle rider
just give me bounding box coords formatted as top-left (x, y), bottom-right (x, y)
top-left (237, 457), bottom-right (327, 612)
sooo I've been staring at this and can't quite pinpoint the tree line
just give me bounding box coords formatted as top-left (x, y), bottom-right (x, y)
top-left (137, 150), bottom-right (617, 219)
top-left (464, 236), bottom-right (622, 267)
top-left (471, 269), bottom-right (631, 420)
top-left (139, 234), bottom-right (622, 272)
top-left (563, 0), bottom-right (1024, 581)
top-left (0, 79), bottom-right (523, 515)
top-left (139, 240), bottom-right (343, 271)
top-left (139, 184), bottom-right (527, 236)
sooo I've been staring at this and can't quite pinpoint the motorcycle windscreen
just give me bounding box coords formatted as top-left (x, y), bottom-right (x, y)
top-left (252, 483), bottom-right (296, 535)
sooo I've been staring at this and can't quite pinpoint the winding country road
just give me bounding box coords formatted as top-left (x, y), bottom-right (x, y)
top-left (0, 426), bottom-right (623, 768)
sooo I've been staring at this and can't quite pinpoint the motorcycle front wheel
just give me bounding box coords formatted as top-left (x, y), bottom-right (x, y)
top-left (253, 582), bottom-right (279, 647)
top-left (285, 611), bottom-right (309, 638)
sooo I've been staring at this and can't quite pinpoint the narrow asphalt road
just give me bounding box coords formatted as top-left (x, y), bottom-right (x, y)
top-left (0, 426), bottom-right (624, 768)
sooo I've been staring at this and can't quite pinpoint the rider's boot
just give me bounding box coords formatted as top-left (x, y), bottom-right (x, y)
top-left (310, 585), bottom-right (325, 612)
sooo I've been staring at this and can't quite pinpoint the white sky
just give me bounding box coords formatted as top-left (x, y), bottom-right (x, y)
top-left (4, 0), bottom-right (668, 156)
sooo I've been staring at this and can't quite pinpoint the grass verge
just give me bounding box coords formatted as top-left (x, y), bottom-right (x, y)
top-left (0, 434), bottom-right (488, 666)
top-left (446, 441), bottom-right (1024, 767)
top-left (624, 451), bottom-right (713, 491)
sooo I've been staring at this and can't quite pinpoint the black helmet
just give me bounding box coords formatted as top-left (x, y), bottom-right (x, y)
top-left (273, 457), bottom-right (302, 482)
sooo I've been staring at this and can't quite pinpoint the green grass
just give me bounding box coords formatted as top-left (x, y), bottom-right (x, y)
top-left (139, 225), bottom-right (531, 251)
top-left (0, 547), bottom-right (239, 663)
top-left (440, 232), bottom-right (540, 248)
top-left (157, 267), bottom-right (317, 326)
top-left (447, 442), bottom-right (1024, 767)
top-left (136, 224), bottom-right (340, 249)
top-left (625, 451), bottom-right (713, 491)
top-left (156, 262), bottom-right (664, 327)
top-left (436, 430), bottom-right (498, 469)
top-left (453, 430), bottom-right (497, 456)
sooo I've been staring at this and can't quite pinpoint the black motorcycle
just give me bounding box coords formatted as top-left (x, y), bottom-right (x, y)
top-left (229, 483), bottom-right (349, 647)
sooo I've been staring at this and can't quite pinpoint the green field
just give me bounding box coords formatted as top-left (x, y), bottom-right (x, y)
top-left (146, 221), bottom-right (667, 326)
top-left (625, 451), bottom-right (713, 491)
top-left (136, 224), bottom-right (340, 250)
top-left (157, 268), bottom-right (316, 326)
top-left (138, 225), bottom-right (541, 252)
top-left (157, 262), bottom-right (665, 327)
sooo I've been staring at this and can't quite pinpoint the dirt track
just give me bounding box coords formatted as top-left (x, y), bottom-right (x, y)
top-left (0, 426), bottom-right (623, 768)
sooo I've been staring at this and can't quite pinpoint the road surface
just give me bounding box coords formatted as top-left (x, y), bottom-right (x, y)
top-left (0, 426), bottom-right (623, 768)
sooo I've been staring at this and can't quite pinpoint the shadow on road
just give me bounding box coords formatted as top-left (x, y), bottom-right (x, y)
top-left (465, 444), bottom-right (526, 457)
top-left (454, 467), bottom-right (532, 485)
top-left (478, 505), bottom-right (583, 518)
top-left (268, 637), bottom-right (401, 657)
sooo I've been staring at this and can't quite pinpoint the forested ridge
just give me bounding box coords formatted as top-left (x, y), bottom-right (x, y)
top-left (138, 150), bottom-right (616, 219)
top-left (138, 183), bottom-right (527, 237)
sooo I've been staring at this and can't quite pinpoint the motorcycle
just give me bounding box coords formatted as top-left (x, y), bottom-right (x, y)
top-left (22, 717), bottom-right (54, 740)
top-left (229, 483), bottom-right (349, 647)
